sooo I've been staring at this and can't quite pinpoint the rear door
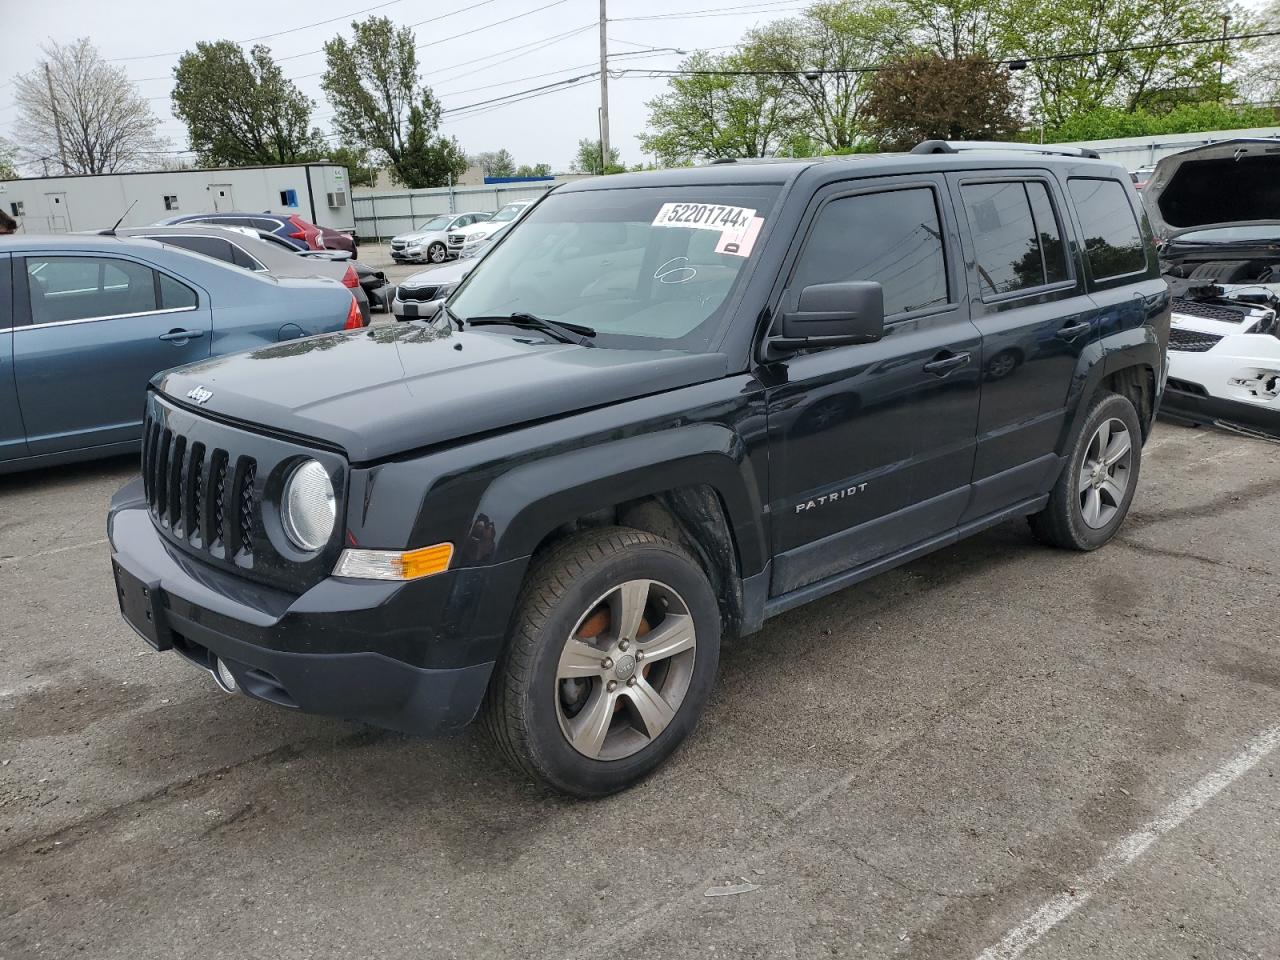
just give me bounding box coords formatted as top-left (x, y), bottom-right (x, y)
top-left (764, 175), bottom-right (983, 596)
top-left (13, 254), bottom-right (212, 455)
top-left (946, 171), bottom-right (1098, 519)
top-left (0, 254), bottom-right (29, 463)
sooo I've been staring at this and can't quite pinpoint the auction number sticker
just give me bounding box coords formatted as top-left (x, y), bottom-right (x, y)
top-left (652, 202), bottom-right (763, 258)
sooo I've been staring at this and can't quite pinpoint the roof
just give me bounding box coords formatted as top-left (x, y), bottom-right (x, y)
top-left (0, 161), bottom-right (344, 186)
top-left (0, 233), bottom-right (166, 252)
top-left (558, 148), bottom-right (1114, 193)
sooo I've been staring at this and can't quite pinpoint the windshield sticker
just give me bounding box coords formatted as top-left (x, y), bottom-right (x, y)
top-left (652, 202), bottom-right (756, 232)
top-left (714, 215), bottom-right (764, 258)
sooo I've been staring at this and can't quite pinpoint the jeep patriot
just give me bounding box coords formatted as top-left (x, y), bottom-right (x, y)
top-left (109, 143), bottom-right (1171, 796)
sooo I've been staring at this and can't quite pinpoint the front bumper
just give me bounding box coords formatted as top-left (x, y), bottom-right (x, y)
top-left (1160, 383), bottom-right (1280, 438)
top-left (108, 479), bottom-right (524, 735)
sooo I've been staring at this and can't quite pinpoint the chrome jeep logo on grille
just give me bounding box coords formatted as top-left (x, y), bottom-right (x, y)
top-left (187, 385), bottom-right (213, 405)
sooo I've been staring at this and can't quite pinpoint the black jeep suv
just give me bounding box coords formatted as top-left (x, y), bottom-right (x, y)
top-left (109, 143), bottom-right (1170, 796)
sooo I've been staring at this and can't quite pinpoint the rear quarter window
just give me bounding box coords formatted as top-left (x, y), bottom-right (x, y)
top-left (1067, 178), bottom-right (1147, 281)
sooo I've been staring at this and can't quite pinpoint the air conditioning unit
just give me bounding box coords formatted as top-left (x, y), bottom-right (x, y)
top-left (326, 190), bottom-right (348, 208)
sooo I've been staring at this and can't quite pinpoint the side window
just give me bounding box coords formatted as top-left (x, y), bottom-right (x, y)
top-left (960, 181), bottom-right (1069, 297)
top-left (1067, 178), bottom-right (1147, 280)
top-left (229, 244), bottom-right (260, 270)
top-left (0, 257), bottom-right (11, 330)
top-left (252, 218), bottom-right (281, 232)
top-left (160, 235), bottom-right (234, 263)
top-left (26, 256), bottom-right (158, 324)
top-left (790, 187), bottom-right (949, 317)
top-left (158, 273), bottom-right (197, 310)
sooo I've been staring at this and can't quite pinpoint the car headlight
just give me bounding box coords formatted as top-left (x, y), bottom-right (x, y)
top-left (281, 459), bottom-right (335, 551)
top-left (467, 231), bottom-right (489, 243)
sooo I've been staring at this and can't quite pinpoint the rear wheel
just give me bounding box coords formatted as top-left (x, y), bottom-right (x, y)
top-left (1029, 390), bottom-right (1142, 550)
top-left (482, 527), bottom-right (720, 797)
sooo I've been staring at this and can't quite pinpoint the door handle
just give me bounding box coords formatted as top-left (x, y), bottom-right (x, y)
top-left (923, 352), bottom-right (971, 376)
top-left (159, 329), bottom-right (205, 342)
top-left (1056, 321), bottom-right (1091, 340)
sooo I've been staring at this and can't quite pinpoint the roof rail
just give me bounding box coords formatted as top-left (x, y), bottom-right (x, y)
top-left (910, 140), bottom-right (1102, 160)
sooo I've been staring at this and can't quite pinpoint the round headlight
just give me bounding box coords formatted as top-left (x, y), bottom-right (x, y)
top-left (281, 459), bottom-right (335, 552)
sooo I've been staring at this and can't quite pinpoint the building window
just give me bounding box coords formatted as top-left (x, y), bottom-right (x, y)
top-left (280, 189), bottom-right (299, 207)
top-left (163, 195), bottom-right (179, 211)
top-left (10, 201), bottom-right (23, 217)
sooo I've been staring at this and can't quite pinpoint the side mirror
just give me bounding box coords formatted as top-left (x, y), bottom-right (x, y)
top-left (772, 281), bottom-right (885, 351)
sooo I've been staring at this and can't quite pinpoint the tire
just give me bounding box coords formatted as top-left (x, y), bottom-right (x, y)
top-left (427, 242), bottom-right (447, 264)
top-left (482, 527), bottom-right (720, 797)
top-left (1028, 390), bottom-right (1142, 550)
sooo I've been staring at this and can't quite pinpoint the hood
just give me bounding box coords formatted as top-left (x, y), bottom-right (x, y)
top-left (400, 260), bottom-right (473, 288)
top-left (152, 324), bottom-right (728, 463)
top-left (1146, 139), bottom-right (1280, 240)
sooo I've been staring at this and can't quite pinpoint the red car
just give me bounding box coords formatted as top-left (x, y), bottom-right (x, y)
top-left (160, 211), bottom-right (357, 256)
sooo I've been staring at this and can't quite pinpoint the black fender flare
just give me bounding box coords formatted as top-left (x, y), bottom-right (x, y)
top-left (1058, 329), bottom-right (1163, 456)
top-left (467, 422), bottom-right (767, 575)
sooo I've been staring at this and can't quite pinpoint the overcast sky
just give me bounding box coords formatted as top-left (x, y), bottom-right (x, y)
top-left (0, 0), bottom-right (807, 172)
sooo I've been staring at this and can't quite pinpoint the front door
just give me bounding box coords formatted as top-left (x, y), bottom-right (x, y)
top-left (765, 176), bottom-right (982, 596)
top-left (0, 255), bottom-right (29, 463)
top-left (210, 184), bottom-right (235, 212)
top-left (945, 172), bottom-right (1099, 519)
top-left (13, 254), bottom-right (211, 455)
top-left (44, 193), bottom-right (70, 232)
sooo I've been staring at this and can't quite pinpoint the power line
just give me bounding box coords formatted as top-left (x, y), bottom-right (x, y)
top-left (274, 0), bottom-right (506, 63)
top-left (613, 1), bottom-right (804, 22)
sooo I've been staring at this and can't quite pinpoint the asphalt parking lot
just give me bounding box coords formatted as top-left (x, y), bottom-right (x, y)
top-left (2, 415), bottom-right (1279, 958)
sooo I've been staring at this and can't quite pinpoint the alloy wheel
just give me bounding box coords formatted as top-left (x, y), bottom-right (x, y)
top-left (1078, 417), bottom-right (1132, 529)
top-left (555, 579), bottom-right (697, 761)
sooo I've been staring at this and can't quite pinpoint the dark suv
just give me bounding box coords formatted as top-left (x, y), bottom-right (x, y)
top-left (109, 143), bottom-right (1170, 796)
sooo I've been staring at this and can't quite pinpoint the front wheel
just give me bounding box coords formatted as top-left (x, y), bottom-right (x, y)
top-left (427, 241), bottom-right (447, 264)
top-left (482, 527), bottom-right (720, 797)
top-left (1029, 390), bottom-right (1142, 550)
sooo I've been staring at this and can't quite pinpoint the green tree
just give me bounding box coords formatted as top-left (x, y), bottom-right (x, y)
top-left (1043, 101), bottom-right (1276, 141)
top-left (472, 149), bottom-right (517, 177)
top-left (1004, 0), bottom-right (1253, 126)
top-left (514, 162), bottom-right (552, 177)
top-left (745, 1), bottom-right (908, 151)
top-left (323, 144), bottom-right (377, 187)
top-left (173, 41), bottom-right (325, 166)
top-left (1239, 0), bottom-right (1280, 102)
top-left (640, 51), bottom-right (799, 164)
top-left (864, 53), bottom-right (1022, 149)
top-left (0, 140), bottom-right (16, 179)
top-left (321, 16), bottom-right (468, 188)
top-left (572, 138), bottom-right (622, 175)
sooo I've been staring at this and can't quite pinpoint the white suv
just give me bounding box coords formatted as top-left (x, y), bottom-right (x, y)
top-left (447, 199), bottom-right (535, 258)
top-left (390, 211), bottom-right (491, 264)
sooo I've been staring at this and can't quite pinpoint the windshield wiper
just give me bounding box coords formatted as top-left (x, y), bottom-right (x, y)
top-left (465, 312), bottom-right (596, 347)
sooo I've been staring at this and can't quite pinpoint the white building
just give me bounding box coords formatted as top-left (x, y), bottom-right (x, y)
top-left (1050, 125), bottom-right (1280, 171)
top-left (0, 162), bottom-right (357, 235)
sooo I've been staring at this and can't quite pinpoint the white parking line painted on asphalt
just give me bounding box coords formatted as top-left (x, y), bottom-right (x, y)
top-left (975, 723), bottom-right (1280, 960)
top-left (0, 537), bottom-right (108, 564)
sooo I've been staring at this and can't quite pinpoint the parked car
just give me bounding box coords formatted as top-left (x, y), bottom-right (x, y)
top-left (390, 220), bottom-right (517, 319)
top-left (157, 211), bottom-right (357, 257)
top-left (390, 211), bottom-right (490, 264)
top-left (445, 199), bottom-right (534, 258)
top-left (110, 225), bottom-right (371, 323)
top-left (108, 143), bottom-right (1169, 796)
top-left (1145, 139), bottom-right (1280, 437)
top-left (1130, 166), bottom-right (1155, 190)
top-left (0, 234), bottom-right (366, 474)
top-left (231, 227), bottom-right (389, 310)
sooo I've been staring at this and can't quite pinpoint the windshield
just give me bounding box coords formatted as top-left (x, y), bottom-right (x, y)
top-left (414, 216), bottom-right (452, 232)
top-left (449, 184), bottom-right (779, 350)
top-left (490, 203), bottom-right (528, 223)
top-left (1172, 225), bottom-right (1280, 244)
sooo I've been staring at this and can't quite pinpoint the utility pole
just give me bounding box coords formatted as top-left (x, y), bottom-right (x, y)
top-left (44, 63), bottom-right (68, 175)
top-left (1218, 13), bottom-right (1231, 102)
top-left (598, 0), bottom-right (610, 175)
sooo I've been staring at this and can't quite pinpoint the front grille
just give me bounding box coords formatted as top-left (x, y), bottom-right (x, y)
top-left (142, 415), bottom-right (257, 561)
top-left (391, 240), bottom-right (407, 251)
top-left (1172, 297), bottom-right (1250, 323)
top-left (397, 283), bottom-right (440, 304)
top-left (447, 233), bottom-right (465, 246)
top-left (1168, 327), bottom-right (1224, 353)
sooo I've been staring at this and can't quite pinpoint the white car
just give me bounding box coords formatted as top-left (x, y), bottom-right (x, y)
top-left (390, 211), bottom-right (491, 264)
top-left (1147, 139), bottom-right (1280, 438)
top-left (446, 199), bottom-right (535, 258)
